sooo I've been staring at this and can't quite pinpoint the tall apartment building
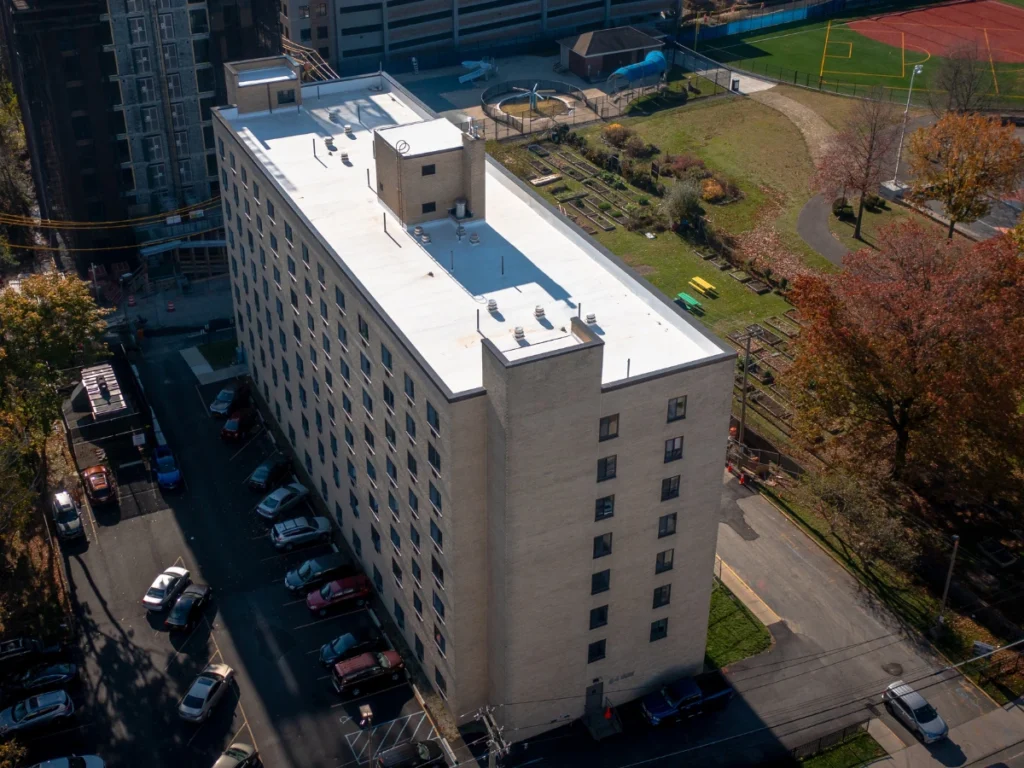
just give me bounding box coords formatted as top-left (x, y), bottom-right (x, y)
top-left (0, 0), bottom-right (277, 276)
top-left (214, 55), bottom-right (734, 738)
top-left (279, 0), bottom-right (672, 76)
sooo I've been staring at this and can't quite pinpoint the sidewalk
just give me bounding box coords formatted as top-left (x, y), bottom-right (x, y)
top-left (871, 701), bottom-right (1024, 767)
top-left (180, 344), bottom-right (247, 385)
top-left (113, 276), bottom-right (233, 330)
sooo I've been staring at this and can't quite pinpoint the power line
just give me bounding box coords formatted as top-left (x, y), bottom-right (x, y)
top-left (5, 227), bottom-right (223, 253)
top-left (0, 198), bottom-right (219, 230)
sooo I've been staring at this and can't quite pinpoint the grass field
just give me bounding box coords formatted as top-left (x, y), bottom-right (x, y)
top-left (698, 3), bottom-right (1024, 106)
top-left (800, 731), bottom-right (886, 768)
top-left (706, 580), bottom-right (773, 669)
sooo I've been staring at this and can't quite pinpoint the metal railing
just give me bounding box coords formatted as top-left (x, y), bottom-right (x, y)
top-left (789, 719), bottom-right (872, 762)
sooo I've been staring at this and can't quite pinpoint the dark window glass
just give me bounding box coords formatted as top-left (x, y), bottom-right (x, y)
top-left (661, 475), bottom-right (680, 501)
top-left (589, 605), bottom-right (608, 630)
top-left (665, 436), bottom-right (684, 463)
top-left (653, 584), bottom-right (671, 609)
top-left (656, 549), bottom-right (674, 574)
top-left (667, 395), bottom-right (687, 422)
top-left (658, 513), bottom-right (677, 538)
top-left (599, 414), bottom-right (619, 442)
top-left (594, 495), bottom-right (614, 521)
top-left (651, 618), bottom-right (669, 642)
top-left (588, 639), bottom-right (606, 663)
top-left (591, 569), bottom-right (610, 594)
top-left (593, 533), bottom-right (612, 559)
top-left (597, 456), bottom-right (617, 482)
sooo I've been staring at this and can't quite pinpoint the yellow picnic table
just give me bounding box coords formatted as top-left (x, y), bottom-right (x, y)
top-left (691, 276), bottom-right (717, 295)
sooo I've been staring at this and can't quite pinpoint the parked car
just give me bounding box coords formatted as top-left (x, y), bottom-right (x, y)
top-left (270, 516), bottom-right (331, 551)
top-left (641, 670), bottom-right (734, 726)
top-left (178, 663), bottom-right (234, 722)
top-left (375, 741), bottom-right (445, 768)
top-left (0, 638), bottom-right (65, 673)
top-left (212, 743), bottom-right (258, 768)
top-left (331, 651), bottom-right (405, 697)
top-left (221, 409), bottom-right (257, 441)
top-left (248, 454), bottom-right (291, 492)
top-left (142, 566), bottom-right (191, 611)
top-left (285, 553), bottom-right (358, 592)
top-left (50, 492), bottom-right (84, 541)
top-left (0, 690), bottom-right (74, 735)
top-left (306, 575), bottom-right (372, 616)
top-left (28, 757), bottom-right (105, 768)
top-left (209, 385), bottom-right (247, 417)
top-left (154, 445), bottom-right (182, 490)
top-left (165, 585), bottom-right (212, 631)
top-left (884, 680), bottom-right (948, 743)
top-left (320, 629), bottom-right (386, 666)
top-left (257, 482), bottom-right (310, 521)
top-left (979, 538), bottom-right (1018, 569)
top-left (81, 465), bottom-right (116, 506)
top-left (3, 663), bottom-right (78, 699)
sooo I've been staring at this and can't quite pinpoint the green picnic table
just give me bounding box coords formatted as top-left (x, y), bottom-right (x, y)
top-left (676, 291), bottom-right (704, 313)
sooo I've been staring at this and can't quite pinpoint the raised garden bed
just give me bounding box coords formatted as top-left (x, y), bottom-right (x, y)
top-left (746, 324), bottom-right (781, 346)
top-left (754, 349), bottom-right (793, 374)
top-left (764, 316), bottom-right (801, 338)
top-left (729, 270), bottom-right (752, 283)
top-left (785, 308), bottom-right (803, 325)
top-left (711, 257), bottom-right (732, 270)
top-left (749, 391), bottom-right (792, 422)
top-left (528, 144), bottom-right (549, 157)
top-left (746, 280), bottom-right (771, 294)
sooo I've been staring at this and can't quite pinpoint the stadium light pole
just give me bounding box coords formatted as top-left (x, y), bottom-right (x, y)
top-left (892, 63), bottom-right (924, 184)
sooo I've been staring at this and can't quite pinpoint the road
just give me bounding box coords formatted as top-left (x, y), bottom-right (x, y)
top-left (717, 473), bottom-right (993, 749)
top-left (25, 333), bottom-right (435, 767)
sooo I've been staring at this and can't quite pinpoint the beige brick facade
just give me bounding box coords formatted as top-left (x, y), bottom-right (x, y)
top-left (214, 62), bottom-right (734, 740)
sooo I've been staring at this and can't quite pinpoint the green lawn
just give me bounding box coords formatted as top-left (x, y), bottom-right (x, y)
top-left (706, 580), bottom-right (773, 669)
top-left (699, 12), bottom-right (1024, 107)
top-left (197, 338), bottom-right (239, 370)
top-left (829, 199), bottom-right (968, 253)
top-left (801, 731), bottom-right (886, 768)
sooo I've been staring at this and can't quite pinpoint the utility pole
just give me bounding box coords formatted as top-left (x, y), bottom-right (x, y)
top-left (935, 534), bottom-right (960, 632)
top-left (477, 706), bottom-right (510, 768)
top-left (737, 328), bottom-right (761, 450)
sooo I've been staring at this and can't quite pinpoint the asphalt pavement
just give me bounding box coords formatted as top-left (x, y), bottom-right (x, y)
top-left (24, 333), bottom-right (436, 768)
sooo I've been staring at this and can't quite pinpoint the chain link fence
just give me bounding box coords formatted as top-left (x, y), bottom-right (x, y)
top-left (789, 719), bottom-right (872, 762)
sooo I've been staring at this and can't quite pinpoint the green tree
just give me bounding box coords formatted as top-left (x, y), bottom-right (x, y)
top-left (0, 739), bottom-right (27, 768)
top-left (660, 178), bottom-right (702, 229)
top-left (0, 273), bottom-right (108, 434)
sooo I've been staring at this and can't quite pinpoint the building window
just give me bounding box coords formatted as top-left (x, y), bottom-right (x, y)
top-left (594, 495), bottom-right (614, 521)
top-left (650, 618), bottom-right (669, 642)
top-left (352, 530), bottom-right (361, 556)
top-left (383, 384), bottom-right (394, 410)
top-left (358, 315), bottom-right (369, 341)
top-left (591, 569), bottom-right (610, 594)
top-left (364, 425), bottom-right (375, 451)
top-left (422, 164), bottom-right (435, 176)
top-left (284, 221), bottom-right (293, 243)
top-left (427, 402), bottom-right (439, 433)
top-left (362, 389), bottom-right (373, 415)
top-left (589, 605), bottom-right (608, 630)
top-left (390, 525), bottom-right (401, 551)
top-left (371, 526), bottom-right (381, 553)
top-left (667, 395), bottom-right (687, 422)
top-left (393, 598), bottom-right (405, 628)
top-left (429, 520), bottom-right (443, 551)
top-left (408, 490), bottom-right (419, 517)
top-left (373, 565), bottom-right (383, 592)
top-left (431, 556), bottom-right (443, 586)
top-left (387, 457), bottom-right (398, 484)
top-left (414, 634), bottom-right (424, 661)
top-left (432, 592), bottom-right (445, 621)
top-left (656, 549), bottom-right (674, 574)
top-left (658, 513), bottom-right (677, 538)
top-left (434, 667), bottom-right (447, 697)
top-left (653, 584), bottom-right (671, 609)
top-left (665, 436), bottom-right (684, 463)
top-left (406, 413), bottom-right (416, 440)
top-left (428, 482), bottom-right (442, 513)
top-left (403, 373), bottom-right (415, 401)
top-left (597, 456), bottom-right (617, 482)
top-left (335, 286), bottom-right (345, 311)
top-left (278, 89), bottom-right (296, 105)
top-left (385, 421), bottom-right (396, 447)
top-left (366, 458), bottom-right (377, 483)
top-left (360, 352), bottom-right (372, 378)
top-left (381, 343), bottom-right (393, 371)
top-left (588, 640), bottom-right (606, 663)
top-left (427, 443), bottom-right (441, 473)
top-left (407, 452), bottom-right (417, 477)
top-left (593, 533), bottom-right (612, 559)
top-left (421, 202), bottom-right (436, 214)
top-left (599, 414), bottom-right (619, 442)
top-left (661, 475), bottom-right (680, 501)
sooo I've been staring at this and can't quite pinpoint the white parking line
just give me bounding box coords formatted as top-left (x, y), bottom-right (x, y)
top-left (290, 609), bottom-right (361, 631)
top-left (330, 681), bottom-right (407, 708)
top-left (229, 428), bottom-right (265, 462)
top-left (196, 384), bottom-right (211, 418)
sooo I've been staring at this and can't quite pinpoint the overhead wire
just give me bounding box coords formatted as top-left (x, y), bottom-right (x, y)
top-left (0, 198), bottom-right (220, 230)
top-left (3, 227), bottom-right (223, 252)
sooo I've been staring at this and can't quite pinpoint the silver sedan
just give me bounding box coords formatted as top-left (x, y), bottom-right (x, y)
top-left (178, 663), bottom-right (234, 722)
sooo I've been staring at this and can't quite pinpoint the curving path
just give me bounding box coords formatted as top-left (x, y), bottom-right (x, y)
top-left (748, 89), bottom-right (850, 265)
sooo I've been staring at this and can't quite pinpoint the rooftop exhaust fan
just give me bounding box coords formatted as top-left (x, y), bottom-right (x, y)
top-left (534, 305), bottom-right (545, 319)
top-left (469, 232), bottom-right (480, 246)
top-left (586, 313), bottom-right (597, 325)
top-left (487, 299), bottom-right (498, 313)
top-left (513, 326), bottom-right (525, 341)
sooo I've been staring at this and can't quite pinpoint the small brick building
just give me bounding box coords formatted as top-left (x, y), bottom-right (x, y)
top-left (558, 26), bottom-right (665, 82)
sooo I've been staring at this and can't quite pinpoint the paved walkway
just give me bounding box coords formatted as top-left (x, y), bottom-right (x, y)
top-left (180, 344), bottom-right (247, 385)
top-left (797, 194), bottom-right (850, 266)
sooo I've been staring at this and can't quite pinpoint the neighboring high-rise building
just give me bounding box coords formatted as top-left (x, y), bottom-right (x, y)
top-left (214, 55), bottom-right (733, 739)
top-left (0, 0), bottom-right (279, 277)
top-left (278, 0), bottom-right (671, 76)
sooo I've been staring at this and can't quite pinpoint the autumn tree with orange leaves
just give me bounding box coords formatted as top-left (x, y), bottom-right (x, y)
top-left (788, 221), bottom-right (1024, 494)
top-left (908, 113), bottom-right (1024, 239)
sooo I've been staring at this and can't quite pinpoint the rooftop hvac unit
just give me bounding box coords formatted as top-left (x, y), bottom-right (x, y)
top-left (513, 326), bottom-right (525, 341)
top-left (534, 305), bottom-right (545, 319)
top-left (455, 199), bottom-right (467, 219)
top-left (487, 299), bottom-right (498, 313)
top-left (414, 225), bottom-right (423, 236)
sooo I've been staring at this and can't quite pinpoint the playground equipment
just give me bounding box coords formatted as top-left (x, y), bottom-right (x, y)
top-left (509, 82), bottom-right (557, 112)
top-left (459, 58), bottom-right (497, 84)
top-left (607, 49), bottom-right (667, 91)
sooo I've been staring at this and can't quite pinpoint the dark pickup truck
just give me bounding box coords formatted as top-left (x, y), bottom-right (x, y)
top-left (641, 670), bottom-right (734, 726)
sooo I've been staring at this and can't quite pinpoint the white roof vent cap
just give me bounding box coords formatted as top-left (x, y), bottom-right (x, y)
top-left (487, 299), bottom-right (498, 313)
top-left (513, 326), bottom-right (525, 340)
top-left (534, 305), bottom-right (545, 319)
top-left (586, 312), bottom-right (597, 325)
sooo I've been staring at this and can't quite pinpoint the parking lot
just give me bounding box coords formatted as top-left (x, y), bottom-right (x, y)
top-left (26, 334), bottom-right (439, 768)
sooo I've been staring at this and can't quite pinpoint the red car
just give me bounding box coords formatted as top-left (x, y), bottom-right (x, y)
top-left (82, 465), bottom-right (116, 505)
top-left (306, 575), bottom-right (371, 616)
top-left (221, 408), bottom-right (257, 441)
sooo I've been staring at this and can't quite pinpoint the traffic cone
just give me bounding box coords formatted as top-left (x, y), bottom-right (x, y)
top-left (604, 706), bottom-right (612, 720)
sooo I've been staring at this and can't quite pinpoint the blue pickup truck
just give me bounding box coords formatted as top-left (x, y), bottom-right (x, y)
top-left (641, 670), bottom-right (734, 726)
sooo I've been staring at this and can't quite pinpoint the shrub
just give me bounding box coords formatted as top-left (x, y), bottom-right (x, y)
top-left (638, 196), bottom-right (650, 206)
top-left (863, 193), bottom-right (885, 211)
top-left (722, 177), bottom-right (743, 201)
top-left (598, 201), bottom-right (611, 211)
top-left (701, 178), bottom-right (726, 203)
top-left (602, 123), bottom-right (633, 148)
top-left (610, 210), bottom-right (623, 218)
top-left (585, 145), bottom-right (612, 170)
top-left (624, 134), bottom-right (647, 158)
top-left (670, 153), bottom-right (705, 178)
top-left (661, 179), bottom-right (703, 228)
top-left (831, 197), bottom-right (849, 217)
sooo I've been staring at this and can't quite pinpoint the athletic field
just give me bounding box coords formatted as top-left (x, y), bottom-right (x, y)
top-left (697, 0), bottom-right (1024, 104)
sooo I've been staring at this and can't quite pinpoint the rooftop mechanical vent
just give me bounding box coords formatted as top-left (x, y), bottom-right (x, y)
top-left (513, 326), bottom-right (525, 341)
top-left (534, 305), bottom-right (545, 319)
top-left (414, 225), bottom-right (423, 237)
top-left (487, 299), bottom-right (498, 313)
top-left (469, 232), bottom-right (480, 246)
top-left (421, 233), bottom-right (432, 244)
top-left (344, 124), bottom-right (353, 135)
top-left (586, 313), bottom-right (597, 325)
